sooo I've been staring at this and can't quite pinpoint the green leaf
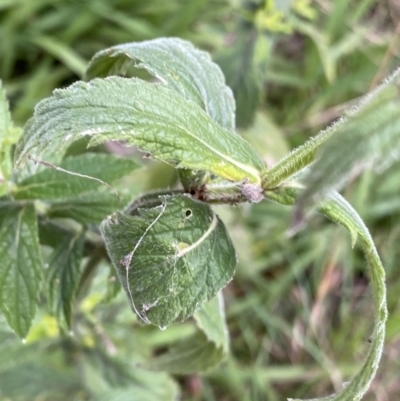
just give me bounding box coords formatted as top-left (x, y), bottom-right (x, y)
top-left (145, 291), bottom-right (229, 373)
top-left (15, 77), bottom-right (264, 184)
top-left (0, 204), bottom-right (43, 338)
top-left (79, 346), bottom-right (179, 401)
top-left (0, 362), bottom-right (80, 400)
top-left (47, 191), bottom-right (130, 225)
top-left (93, 386), bottom-right (177, 401)
top-left (101, 194), bottom-right (236, 328)
top-left (216, 31), bottom-right (271, 128)
top-left (14, 153), bottom-right (140, 200)
top-left (0, 80), bottom-right (20, 182)
top-left (296, 67), bottom-right (400, 213)
top-left (85, 37), bottom-right (236, 131)
top-left (0, 326), bottom-right (82, 398)
top-left (102, 265), bottom-right (121, 303)
top-left (38, 218), bottom-right (76, 249)
top-left (194, 291), bottom-right (229, 352)
top-left (45, 233), bottom-right (84, 328)
top-left (0, 79), bottom-right (12, 142)
top-left (264, 187), bottom-right (387, 401)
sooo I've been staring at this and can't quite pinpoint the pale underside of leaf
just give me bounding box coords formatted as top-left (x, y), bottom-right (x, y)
top-left (85, 37), bottom-right (236, 132)
top-left (100, 195), bottom-right (237, 328)
top-left (15, 77), bottom-right (263, 184)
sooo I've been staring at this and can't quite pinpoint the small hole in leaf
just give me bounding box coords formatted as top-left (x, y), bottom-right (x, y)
top-left (185, 209), bottom-right (192, 218)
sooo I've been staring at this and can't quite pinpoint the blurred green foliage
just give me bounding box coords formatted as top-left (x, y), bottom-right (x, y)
top-left (0, 0), bottom-right (231, 124)
top-left (1, 0), bottom-right (400, 400)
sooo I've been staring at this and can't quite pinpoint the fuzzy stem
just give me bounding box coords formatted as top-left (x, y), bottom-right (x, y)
top-left (262, 123), bottom-right (338, 189)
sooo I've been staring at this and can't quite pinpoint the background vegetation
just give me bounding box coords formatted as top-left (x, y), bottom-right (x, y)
top-left (1, 0), bottom-right (400, 400)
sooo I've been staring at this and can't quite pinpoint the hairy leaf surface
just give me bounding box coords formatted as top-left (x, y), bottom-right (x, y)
top-left (0, 205), bottom-right (43, 338)
top-left (86, 37), bottom-right (235, 131)
top-left (101, 195), bottom-right (236, 328)
top-left (15, 77), bottom-right (263, 183)
top-left (145, 292), bottom-right (229, 373)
